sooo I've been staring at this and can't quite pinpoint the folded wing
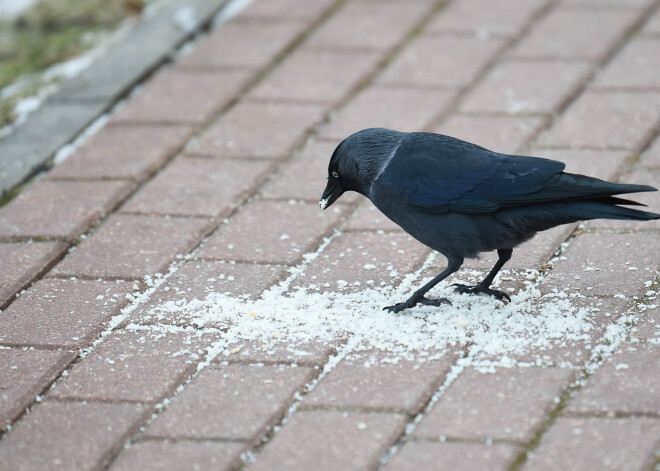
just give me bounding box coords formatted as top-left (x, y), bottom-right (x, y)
top-left (376, 133), bottom-right (654, 215)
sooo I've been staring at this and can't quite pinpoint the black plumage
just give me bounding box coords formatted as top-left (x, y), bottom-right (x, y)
top-left (319, 128), bottom-right (660, 313)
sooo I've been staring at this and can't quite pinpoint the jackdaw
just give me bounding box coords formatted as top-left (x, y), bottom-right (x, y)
top-left (319, 128), bottom-right (660, 313)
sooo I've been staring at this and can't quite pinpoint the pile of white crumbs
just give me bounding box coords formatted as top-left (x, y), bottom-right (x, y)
top-left (136, 270), bottom-right (608, 366)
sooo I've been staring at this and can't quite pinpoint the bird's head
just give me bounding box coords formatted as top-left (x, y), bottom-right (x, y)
top-left (319, 128), bottom-right (405, 210)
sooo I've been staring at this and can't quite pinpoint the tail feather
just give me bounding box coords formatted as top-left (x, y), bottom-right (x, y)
top-left (593, 196), bottom-right (647, 207)
top-left (498, 172), bottom-right (657, 207)
top-left (557, 201), bottom-right (660, 221)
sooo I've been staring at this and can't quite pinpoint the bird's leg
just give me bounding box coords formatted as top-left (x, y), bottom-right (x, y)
top-left (453, 248), bottom-right (513, 302)
top-left (384, 258), bottom-right (462, 313)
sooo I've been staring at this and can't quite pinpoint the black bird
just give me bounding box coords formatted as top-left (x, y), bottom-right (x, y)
top-left (319, 128), bottom-right (660, 313)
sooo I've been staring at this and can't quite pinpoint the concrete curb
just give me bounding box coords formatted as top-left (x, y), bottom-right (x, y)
top-left (0, 0), bottom-right (231, 200)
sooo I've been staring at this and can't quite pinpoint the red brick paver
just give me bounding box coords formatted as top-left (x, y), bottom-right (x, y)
top-left (190, 100), bottom-right (325, 159)
top-left (113, 68), bottom-right (251, 125)
top-left (0, 401), bottom-right (147, 471)
top-left (566, 343), bottom-right (660, 415)
top-left (0, 349), bottom-right (76, 431)
top-left (52, 214), bottom-right (211, 279)
top-left (247, 410), bottom-right (406, 471)
top-left (133, 260), bottom-right (288, 326)
top-left (460, 61), bottom-right (592, 115)
top-left (0, 180), bottom-right (133, 241)
top-left (384, 441), bottom-right (522, 471)
top-left (306, 2), bottom-right (429, 51)
top-left (538, 91), bottom-right (660, 149)
top-left (509, 7), bottom-right (641, 61)
top-left (0, 279), bottom-right (131, 348)
top-left (427, 0), bottom-right (547, 37)
top-left (144, 364), bottom-right (315, 440)
top-left (414, 367), bottom-right (574, 442)
top-left (0, 241), bottom-right (65, 308)
top-left (438, 114), bottom-right (545, 154)
top-left (320, 86), bottom-right (456, 140)
top-left (304, 355), bottom-right (453, 413)
top-left (47, 124), bottom-right (192, 181)
top-left (522, 417), bottom-right (660, 471)
top-left (296, 231), bottom-right (430, 292)
top-left (540, 232), bottom-right (660, 297)
top-left (198, 200), bottom-right (348, 265)
top-left (109, 440), bottom-right (246, 471)
top-left (180, 19), bottom-right (308, 69)
top-left (249, 47), bottom-right (381, 104)
top-left (379, 35), bottom-right (506, 88)
top-left (49, 330), bottom-right (218, 403)
top-left (121, 155), bottom-right (272, 217)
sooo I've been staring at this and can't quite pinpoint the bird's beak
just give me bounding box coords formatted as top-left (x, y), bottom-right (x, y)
top-left (319, 181), bottom-right (344, 210)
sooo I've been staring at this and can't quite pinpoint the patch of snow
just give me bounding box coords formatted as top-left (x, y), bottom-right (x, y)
top-left (172, 7), bottom-right (198, 33)
top-left (13, 96), bottom-right (41, 116)
top-left (44, 54), bottom-right (95, 82)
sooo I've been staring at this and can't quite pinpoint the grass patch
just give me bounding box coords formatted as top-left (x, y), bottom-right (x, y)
top-left (0, 0), bottom-right (150, 127)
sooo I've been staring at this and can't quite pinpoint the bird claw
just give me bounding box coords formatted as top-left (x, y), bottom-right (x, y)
top-left (384, 295), bottom-right (451, 313)
top-left (452, 283), bottom-right (511, 302)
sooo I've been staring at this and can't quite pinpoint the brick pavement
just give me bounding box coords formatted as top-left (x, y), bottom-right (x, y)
top-left (1, 0), bottom-right (660, 469)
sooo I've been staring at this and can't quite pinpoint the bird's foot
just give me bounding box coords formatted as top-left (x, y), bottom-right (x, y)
top-left (452, 283), bottom-right (511, 302)
top-left (384, 295), bottom-right (451, 314)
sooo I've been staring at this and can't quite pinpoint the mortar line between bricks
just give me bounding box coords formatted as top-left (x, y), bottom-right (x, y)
top-left (532, 144), bottom-right (632, 151)
top-left (423, 30), bottom-right (511, 40)
top-left (589, 86), bottom-right (660, 93)
top-left (455, 110), bottom-right (550, 119)
top-left (410, 435), bottom-right (524, 447)
top-left (562, 410), bottom-right (660, 420)
top-left (241, 96), bottom-right (334, 106)
top-left (45, 396), bottom-right (147, 406)
top-left (295, 404), bottom-right (413, 416)
top-left (133, 435), bottom-right (252, 445)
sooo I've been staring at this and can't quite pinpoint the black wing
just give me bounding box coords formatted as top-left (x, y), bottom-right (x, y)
top-left (375, 133), bottom-right (653, 214)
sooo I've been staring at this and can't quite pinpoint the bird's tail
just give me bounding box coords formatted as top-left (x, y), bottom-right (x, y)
top-left (555, 200), bottom-right (660, 221)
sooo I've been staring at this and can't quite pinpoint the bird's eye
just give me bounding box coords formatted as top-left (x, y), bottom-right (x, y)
top-left (332, 171), bottom-right (339, 178)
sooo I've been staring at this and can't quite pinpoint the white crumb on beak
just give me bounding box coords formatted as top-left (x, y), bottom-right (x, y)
top-left (319, 198), bottom-right (328, 210)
